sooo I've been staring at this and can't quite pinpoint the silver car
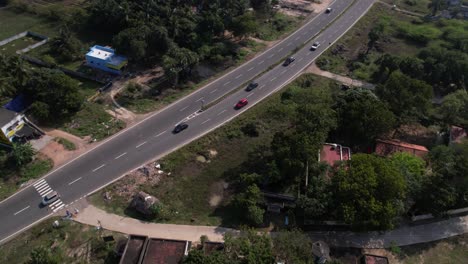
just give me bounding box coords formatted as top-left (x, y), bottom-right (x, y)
top-left (41, 191), bottom-right (60, 206)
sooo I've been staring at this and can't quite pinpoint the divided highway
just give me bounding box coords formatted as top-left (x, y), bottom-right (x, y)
top-left (0, 0), bottom-right (375, 244)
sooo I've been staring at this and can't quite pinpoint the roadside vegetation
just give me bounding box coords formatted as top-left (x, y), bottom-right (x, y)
top-left (0, 144), bottom-right (52, 199)
top-left (0, 217), bottom-right (124, 264)
top-left (92, 1), bottom-right (468, 232)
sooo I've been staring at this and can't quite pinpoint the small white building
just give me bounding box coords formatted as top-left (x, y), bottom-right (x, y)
top-left (0, 108), bottom-right (40, 146)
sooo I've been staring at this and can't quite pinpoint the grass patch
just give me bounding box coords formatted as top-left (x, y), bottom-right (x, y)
top-left (0, 217), bottom-right (124, 264)
top-left (255, 12), bottom-right (301, 41)
top-left (0, 154), bottom-right (53, 200)
top-left (0, 36), bottom-right (41, 55)
top-left (398, 234), bottom-right (468, 263)
top-left (62, 103), bottom-right (126, 141)
top-left (0, 9), bottom-right (59, 40)
top-left (19, 157), bottom-right (53, 183)
top-left (91, 74), bottom-right (337, 227)
top-left (381, 0), bottom-right (433, 14)
top-left (54, 137), bottom-right (77, 151)
top-left (316, 2), bottom-right (423, 81)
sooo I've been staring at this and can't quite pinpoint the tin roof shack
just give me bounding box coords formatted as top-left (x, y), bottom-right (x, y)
top-left (141, 238), bottom-right (190, 264)
top-left (120, 235), bottom-right (147, 264)
top-left (375, 139), bottom-right (428, 158)
top-left (0, 108), bottom-right (42, 146)
top-left (129, 191), bottom-right (159, 217)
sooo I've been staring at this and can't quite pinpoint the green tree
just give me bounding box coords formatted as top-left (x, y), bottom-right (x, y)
top-left (22, 69), bottom-right (83, 122)
top-left (49, 25), bottom-right (83, 62)
top-left (335, 88), bottom-right (396, 148)
top-left (367, 21), bottom-right (386, 54)
top-left (234, 184), bottom-right (265, 226)
top-left (11, 143), bottom-right (35, 167)
top-left (376, 71), bottom-right (433, 121)
top-left (231, 13), bottom-right (258, 39)
top-left (437, 89), bottom-right (468, 127)
top-left (333, 154), bottom-right (407, 230)
top-left (162, 45), bottom-right (199, 86)
top-left (272, 230), bottom-right (314, 264)
top-left (390, 152), bottom-right (427, 208)
top-left (297, 174), bottom-right (333, 220)
top-left (224, 230), bottom-right (275, 264)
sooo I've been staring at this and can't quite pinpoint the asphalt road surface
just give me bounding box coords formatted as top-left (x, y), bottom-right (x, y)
top-left (0, 0), bottom-right (376, 244)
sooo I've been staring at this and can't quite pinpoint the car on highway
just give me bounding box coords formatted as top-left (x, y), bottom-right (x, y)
top-left (283, 57), bottom-right (295, 66)
top-left (245, 82), bottom-right (259, 92)
top-left (173, 123), bottom-right (189, 133)
top-left (41, 191), bottom-right (59, 206)
top-left (326, 7), bottom-right (332, 13)
top-left (310, 41), bottom-right (321, 51)
top-left (235, 98), bottom-right (248, 109)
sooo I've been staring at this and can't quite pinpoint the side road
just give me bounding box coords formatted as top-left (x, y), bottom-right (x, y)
top-left (73, 205), bottom-right (238, 242)
top-left (73, 205), bottom-right (468, 248)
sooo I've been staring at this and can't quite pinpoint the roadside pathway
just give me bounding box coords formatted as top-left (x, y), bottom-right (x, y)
top-left (306, 63), bottom-right (375, 89)
top-left (74, 205), bottom-right (468, 248)
top-left (310, 215), bottom-right (468, 248)
top-left (73, 205), bottom-right (238, 243)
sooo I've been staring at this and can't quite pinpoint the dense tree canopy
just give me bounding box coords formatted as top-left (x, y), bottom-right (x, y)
top-left (376, 71), bottom-right (433, 121)
top-left (334, 88), bottom-right (396, 148)
top-left (437, 89), bottom-right (468, 127)
top-left (332, 154), bottom-right (407, 230)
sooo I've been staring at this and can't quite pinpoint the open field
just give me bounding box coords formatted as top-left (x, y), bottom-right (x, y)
top-left (381, 0), bottom-right (432, 14)
top-left (91, 74), bottom-right (339, 226)
top-left (0, 9), bottom-right (59, 40)
top-left (316, 2), bottom-right (421, 81)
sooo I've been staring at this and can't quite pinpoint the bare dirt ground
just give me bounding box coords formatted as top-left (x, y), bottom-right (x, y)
top-left (278, 0), bottom-right (333, 17)
top-left (39, 129), bottom-right (97, 168)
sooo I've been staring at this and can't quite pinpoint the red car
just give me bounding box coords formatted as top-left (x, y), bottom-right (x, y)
top-left (235, 98), bottom-right (248, 109)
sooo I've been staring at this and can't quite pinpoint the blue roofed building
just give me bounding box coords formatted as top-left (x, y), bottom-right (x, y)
top-left (85, 45), bottom-right (127, 75)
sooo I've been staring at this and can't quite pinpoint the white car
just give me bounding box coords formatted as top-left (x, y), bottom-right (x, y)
top-left (311, 41), bottom-right (321, 51)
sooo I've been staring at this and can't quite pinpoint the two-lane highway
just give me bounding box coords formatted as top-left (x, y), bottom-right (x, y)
top-left (0, 0), bottom-right (376, 244)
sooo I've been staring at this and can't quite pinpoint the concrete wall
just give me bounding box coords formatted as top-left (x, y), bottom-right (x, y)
top-left (0, 31), bottom-right (28, 47)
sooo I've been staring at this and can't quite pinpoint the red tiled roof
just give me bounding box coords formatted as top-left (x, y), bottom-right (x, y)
top-left (375, 139), bottom-right (428, 157)
top-left (319, 143), bottom-right (351, 166)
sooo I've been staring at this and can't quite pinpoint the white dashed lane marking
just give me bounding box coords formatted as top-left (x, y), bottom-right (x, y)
top-left (68, 177), bottom-right (82, 186)
top-left (115, 152), bottom-right (127, 159)
top-left (201, 119), bottom-right (211, 125)
top-left (217, 110), bottom-right (226, 116)
top-left (14, 206), bottom-right (30, 216)
top-left (92, 164), bottom-right (106, 172)
top-left (155, 131), bottom-right (167, 138)
top-left (136, 141), bottom-right (147, 148)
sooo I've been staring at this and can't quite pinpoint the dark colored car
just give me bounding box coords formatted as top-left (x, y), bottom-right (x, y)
top-left (235, 98), bottom-right (248, 109)
top-left (283, 57), bottom-right (295, 66)
top-left (41, 191), bottom-right (59, 206)
top-left (245, 82), bottom-right (259, 92)
top-left (173, 123), bottom-right (189, 133)
top-left (310, 41), bottom-right (321, 51)
top-left (326, 7), bottom-right (332, 13)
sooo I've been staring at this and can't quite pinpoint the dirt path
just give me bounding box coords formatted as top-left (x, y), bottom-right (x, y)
top-left (306, 63), bottom-right (375, 89)
top-left (39, 129), bottom-right (97, 168)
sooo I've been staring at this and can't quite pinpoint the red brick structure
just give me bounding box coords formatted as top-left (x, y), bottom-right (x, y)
top-left (375, 139), bottom-right (428, 158)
